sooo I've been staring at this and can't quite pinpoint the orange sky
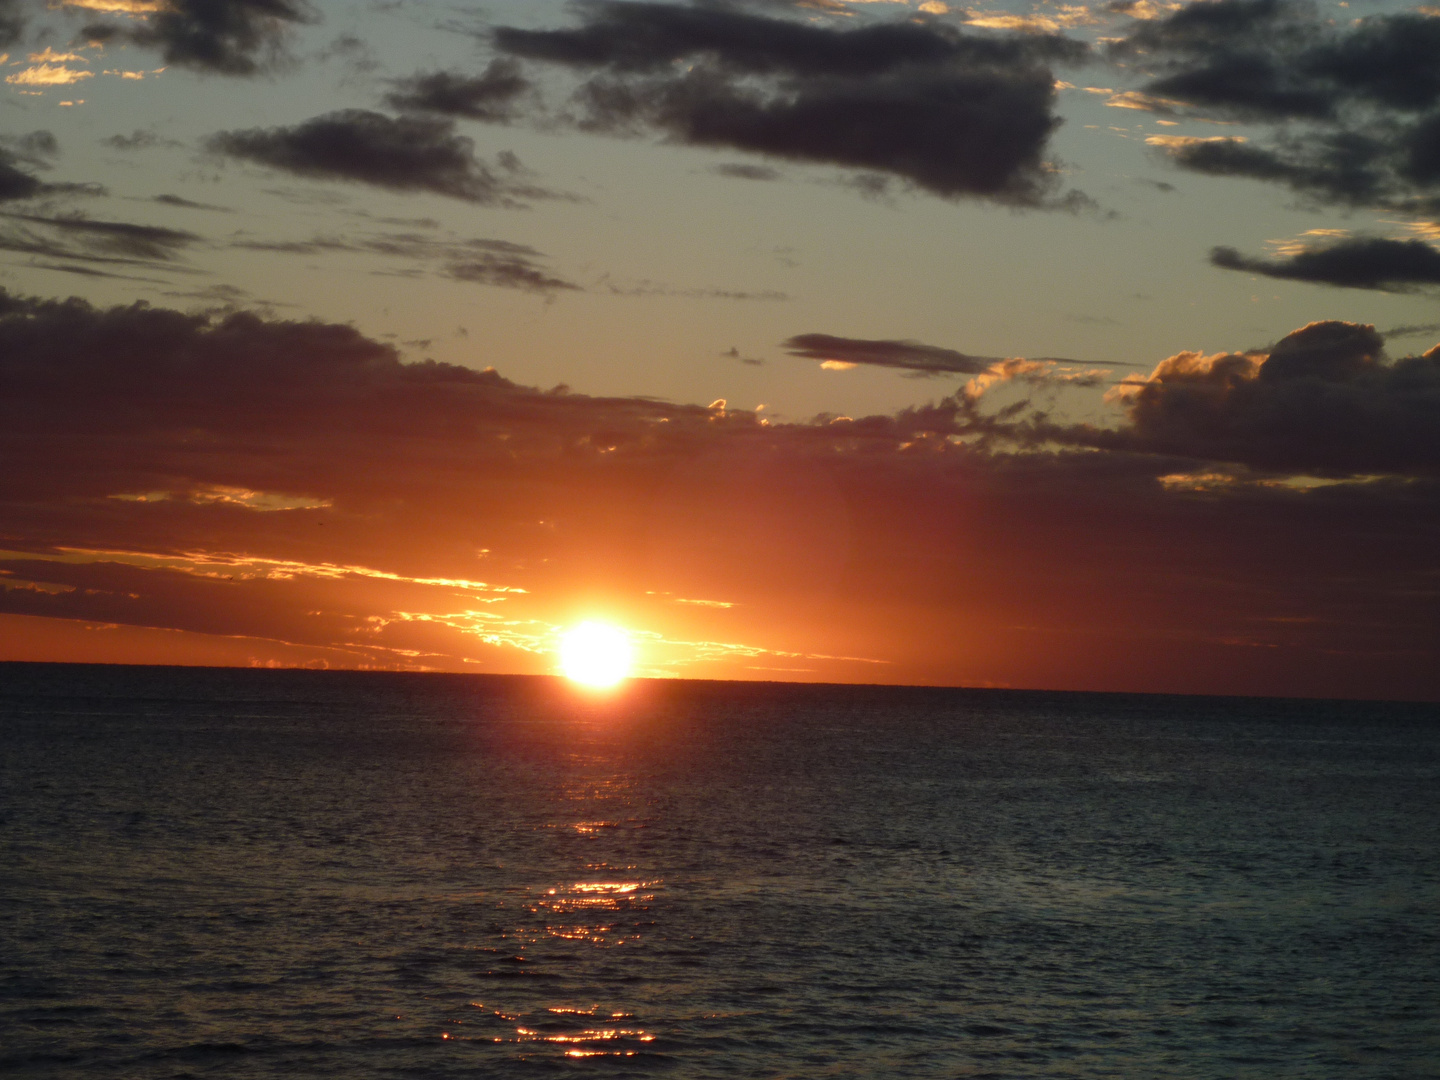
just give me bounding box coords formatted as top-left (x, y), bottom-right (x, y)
top-left (1, 0), bottom-right (1438, 699)
top-left (1, 296), bottom-right (1435, 699)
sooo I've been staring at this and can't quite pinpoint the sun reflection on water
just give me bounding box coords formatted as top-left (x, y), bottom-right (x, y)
top-left (527, 878), bottom-right (658, 946)
top-left (463, 1001), bottom-right (658, 1058)
top-left (570, 820), bottom-right (619, 834)
top-left (461, 871), bottom-right (664, 1059)
top-left (454, 768), bottom-right (666, 1063)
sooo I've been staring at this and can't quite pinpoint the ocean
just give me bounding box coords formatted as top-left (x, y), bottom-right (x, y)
top-left (2, 663), bottom-right (1437, 1078)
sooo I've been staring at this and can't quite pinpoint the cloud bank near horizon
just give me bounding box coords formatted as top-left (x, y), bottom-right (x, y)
top-left (0, 289), bottom-right (1435, 697)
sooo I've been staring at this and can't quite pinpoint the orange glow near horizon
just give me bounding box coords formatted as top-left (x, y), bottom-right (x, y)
top-left (558, 622), bottom-right (634, 688)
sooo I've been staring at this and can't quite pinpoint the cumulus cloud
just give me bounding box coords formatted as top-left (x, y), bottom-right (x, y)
top-left (1116, 1), bottom-right (1440, 209)
top-left (1081, 321), bottom-right (1440, 476)
top-left (384, 59), bottom-right (532, 122)
top-left (1211, 237), bottom-right (1440, 292)
top-left (79, 0), bottom-right (312, 76)
top-left (206, 111), bottom-right (551, 205)
top-left (0, 290), bottom-right (1435, 695)
top-left (489, 1), bottom-right (1088, 205)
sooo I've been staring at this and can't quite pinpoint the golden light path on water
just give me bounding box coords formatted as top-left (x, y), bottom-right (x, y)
top-left (460, 781), bottom-right (663, 1059)
top-left (516, 880), bottom-right (660, 1058)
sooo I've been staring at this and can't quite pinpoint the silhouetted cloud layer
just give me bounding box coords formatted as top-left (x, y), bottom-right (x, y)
top-left (490, 1), bottom-right (1087, 204)
top-left (1118, 1), bottom-right (1440, 208)
top-left (81, 0), bottom-right (311, 76)
top-left (1211, 238), bottom-right (1440, 292)
top-left (207, 111), bottom-right (546, 204)
top-left (0, 290), bottom-right (1435, 695)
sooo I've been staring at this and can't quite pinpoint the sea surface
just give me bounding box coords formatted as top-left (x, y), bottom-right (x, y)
top-left (2, 663), bottom-right (1438, 1079)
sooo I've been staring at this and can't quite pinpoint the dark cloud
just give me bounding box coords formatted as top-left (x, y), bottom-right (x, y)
top-left (598, 278), bottom-right (788, 300)
top-left (490, 1), bottom-right (1088, 205)
top-left (716, 0), bottom-right (855, 12)
top-left (153, 194), bottom-right (232, 212)
top-left (105, 130), bottom-right (183, 152)
top-left (316, 32), bottom-right (379, 77)
top-left (0, 131), bottom-right (60, 203)
top-left (495, 2), bottom-right (1083, 74)
top-left (385, 59), bottom-right (532, 122)
top-left (1381, 322), bottom-right (1440, 341)
top-left (229, 237), bottom-right (344, 256)
top-left (1211, 237), bottom-right (1440, 292)
top-left (783, 333), bottom-right (1090, 378)
top-left (0, 287), bottom-right (748, 512)
top-left (3, 131), bottom-right (58, 164)
top-left (0, 213), bottom-right (201, 265)
top-left (721, 346), bottom-right (765, 365)
top-left (784, 333), bottom-right (995, 375)
top-left (45, 182), bottom-right (109, 200)
top-left (0, 0), bottom-right (24, 48)
top-left (444, 254), bottom-right (580, 294)
top-left (206, 111), bottom-right (549, 205)
top-left (161, 282), bottom-right (256, 306)
top-left (1115, 2), bottom-right (1440, 118)
top-left (81, 0), bottom-right (313, 76)
top-left (1110, 0), bottom-right (1328, 119)
top-left (228, 229), bottom-right (579, 294)
top-left (1055, 321), bottom-right (1440, 477)
top-left (0, 160), bottom-right (43, 203)
top-left (1152, 132), bottom-right (1398, 208)
top-left (28, 262), bottom-right (159, 282)
top-left (1117, 3), bottom-right (1440, 208)
top-left (0, 291), bottom-right (1434, 697)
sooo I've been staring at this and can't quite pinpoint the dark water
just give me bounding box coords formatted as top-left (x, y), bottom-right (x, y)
top-left (2, 664), bottom-right (1438, 1078)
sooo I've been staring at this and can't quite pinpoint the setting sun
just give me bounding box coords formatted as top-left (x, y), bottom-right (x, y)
top-left (558, 622), bottom-right (634, 688)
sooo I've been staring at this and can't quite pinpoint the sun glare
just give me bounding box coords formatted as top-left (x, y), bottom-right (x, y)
top-left (559, 622), bottom-right (634, 688)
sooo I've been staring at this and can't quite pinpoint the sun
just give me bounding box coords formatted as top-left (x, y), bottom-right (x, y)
top-left (558, 621), bottom-right (634, 688)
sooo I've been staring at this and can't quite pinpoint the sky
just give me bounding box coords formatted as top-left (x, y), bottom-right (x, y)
top-left (0, 0), bottom-right (1437, 698)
